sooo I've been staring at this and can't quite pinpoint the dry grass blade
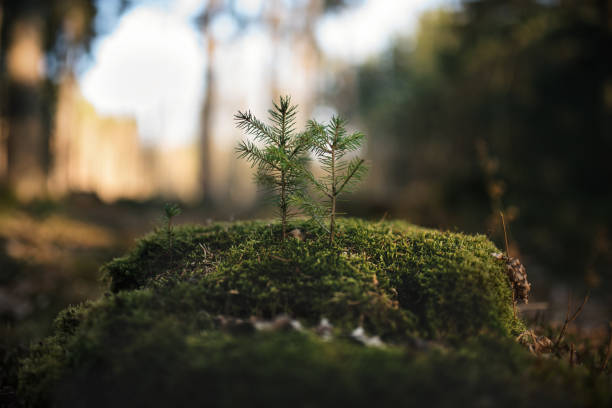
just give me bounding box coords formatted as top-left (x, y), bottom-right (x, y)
top-left (499, 211), bottom-right (517, 318)
top-left (270, 254), bottom-right (290, 263)
top-left (500, 211), bottom-right (510, 257)
top-left (378, 212), bottom-right (388, 223)
top-left (554, 291), bottom-right (590, 348)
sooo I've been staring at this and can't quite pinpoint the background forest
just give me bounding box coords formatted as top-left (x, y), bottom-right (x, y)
top-left (1, 0), bottom-right (611, 356)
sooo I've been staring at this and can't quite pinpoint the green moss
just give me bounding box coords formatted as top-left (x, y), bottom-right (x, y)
top-left (19, 324), bottom-right (611, 408)
top-left (102, 219), bottom-right (519, 338)
top-left (23, 219), bottom-right (608, 407)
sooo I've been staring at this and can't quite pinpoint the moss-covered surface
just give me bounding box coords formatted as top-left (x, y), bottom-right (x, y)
top-left (16, 219), bottom-right (612, 407)
top-left (102, 219), bottom-right (520, 338)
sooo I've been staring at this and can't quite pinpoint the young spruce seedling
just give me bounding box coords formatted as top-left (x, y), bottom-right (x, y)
top-left (235, 96), bottom-right (310, 241)
top-left (162, 203), bottom-right (181, 259)
top-left (303, 116), bottom-right (367, 244)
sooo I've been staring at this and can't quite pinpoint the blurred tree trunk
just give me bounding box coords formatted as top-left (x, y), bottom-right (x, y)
top-left (4, 17), bottom-right (47, 201)
top-left (266, 0), bottom-right (324, 107)
top-left (0, 2), bottom-right (6, 185)
top-left (198, 1), bottom-right (222, 204)
top-left (267, 0), bottom-right (282, 100)
top-left (200, 36), bottom-right (215, 203)
top-left (0, 0), bottom-right (95, 200)
top-left (301, 0), bottom-right (324, 116)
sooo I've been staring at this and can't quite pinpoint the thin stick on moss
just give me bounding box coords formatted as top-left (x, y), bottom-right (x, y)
top-left (554, 291), bottom-right (590, 348)
top-left (600, 322), bottom-right (612, 373)
top-left (500, 211), bottom-right (511, 257)
top-left (499, 211), bottom-right (518, 318)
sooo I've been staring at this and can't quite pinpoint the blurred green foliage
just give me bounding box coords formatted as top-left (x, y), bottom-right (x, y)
top-left (354, 0), bottom-right (612, 286)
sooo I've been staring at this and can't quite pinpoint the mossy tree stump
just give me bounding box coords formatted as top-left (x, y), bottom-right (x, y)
top-left (17, 220), bottom-right (610, 407)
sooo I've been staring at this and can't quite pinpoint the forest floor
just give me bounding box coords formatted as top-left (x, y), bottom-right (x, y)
top-left (0, 192), bottom-right (251, 346)
top-left (1, 194), bottom-right (611, 407)
top-left (9, 219), bottom-right (612, 407)
top-left (1, 193), bottom-right (608, 347)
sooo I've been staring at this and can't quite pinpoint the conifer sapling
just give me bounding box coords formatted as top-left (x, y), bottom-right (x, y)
top-left (163, 203), bottom-right (182, 231)
top-left (302, 116), bottom-right (367, 244)
top-left (162, 203), bottom-right (181, 256)
top-left (235, 96), bottom-right (310, 241)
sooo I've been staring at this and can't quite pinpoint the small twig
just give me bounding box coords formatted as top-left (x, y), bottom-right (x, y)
top-left (511, 287), bottom-right (517, 320)
top-left (500, 211), bottom-right (511, 257)
top-left (517, 329), bottom-right (538, 355)
top-left (198, 243), bottom-right (209, 258)
top-left (555, 291), bottom-right (590, 348)
top-left (569, 343), bottom-right (575, 368)
top-left (530, 330), bottom-right (539, 354)
top-left (600, 322), bottom-right (612, 373)
top-left (270, 254), bottom-right (290, 263)
top-left (516, 331), bottom-right (529, 342)
top-left (378, 212), bottom-right (388, 223)
top-left (500, 211), bottom-right (517, 319)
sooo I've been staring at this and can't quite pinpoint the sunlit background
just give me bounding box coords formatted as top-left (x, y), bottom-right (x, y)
top-left (1, 0), bottom-right (611, 346)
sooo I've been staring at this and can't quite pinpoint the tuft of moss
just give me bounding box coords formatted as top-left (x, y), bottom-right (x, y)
top-left (26, 219), bottom-right (603, 407)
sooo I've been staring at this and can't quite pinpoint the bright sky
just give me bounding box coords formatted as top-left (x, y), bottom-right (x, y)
top-left (316, 0), bottom-right (454, 61)
top-left (80, 0), bottom-right (454, 147)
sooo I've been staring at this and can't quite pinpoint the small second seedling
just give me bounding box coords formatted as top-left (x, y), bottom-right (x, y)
top-left (302, 116), bottom-right (367, 245)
